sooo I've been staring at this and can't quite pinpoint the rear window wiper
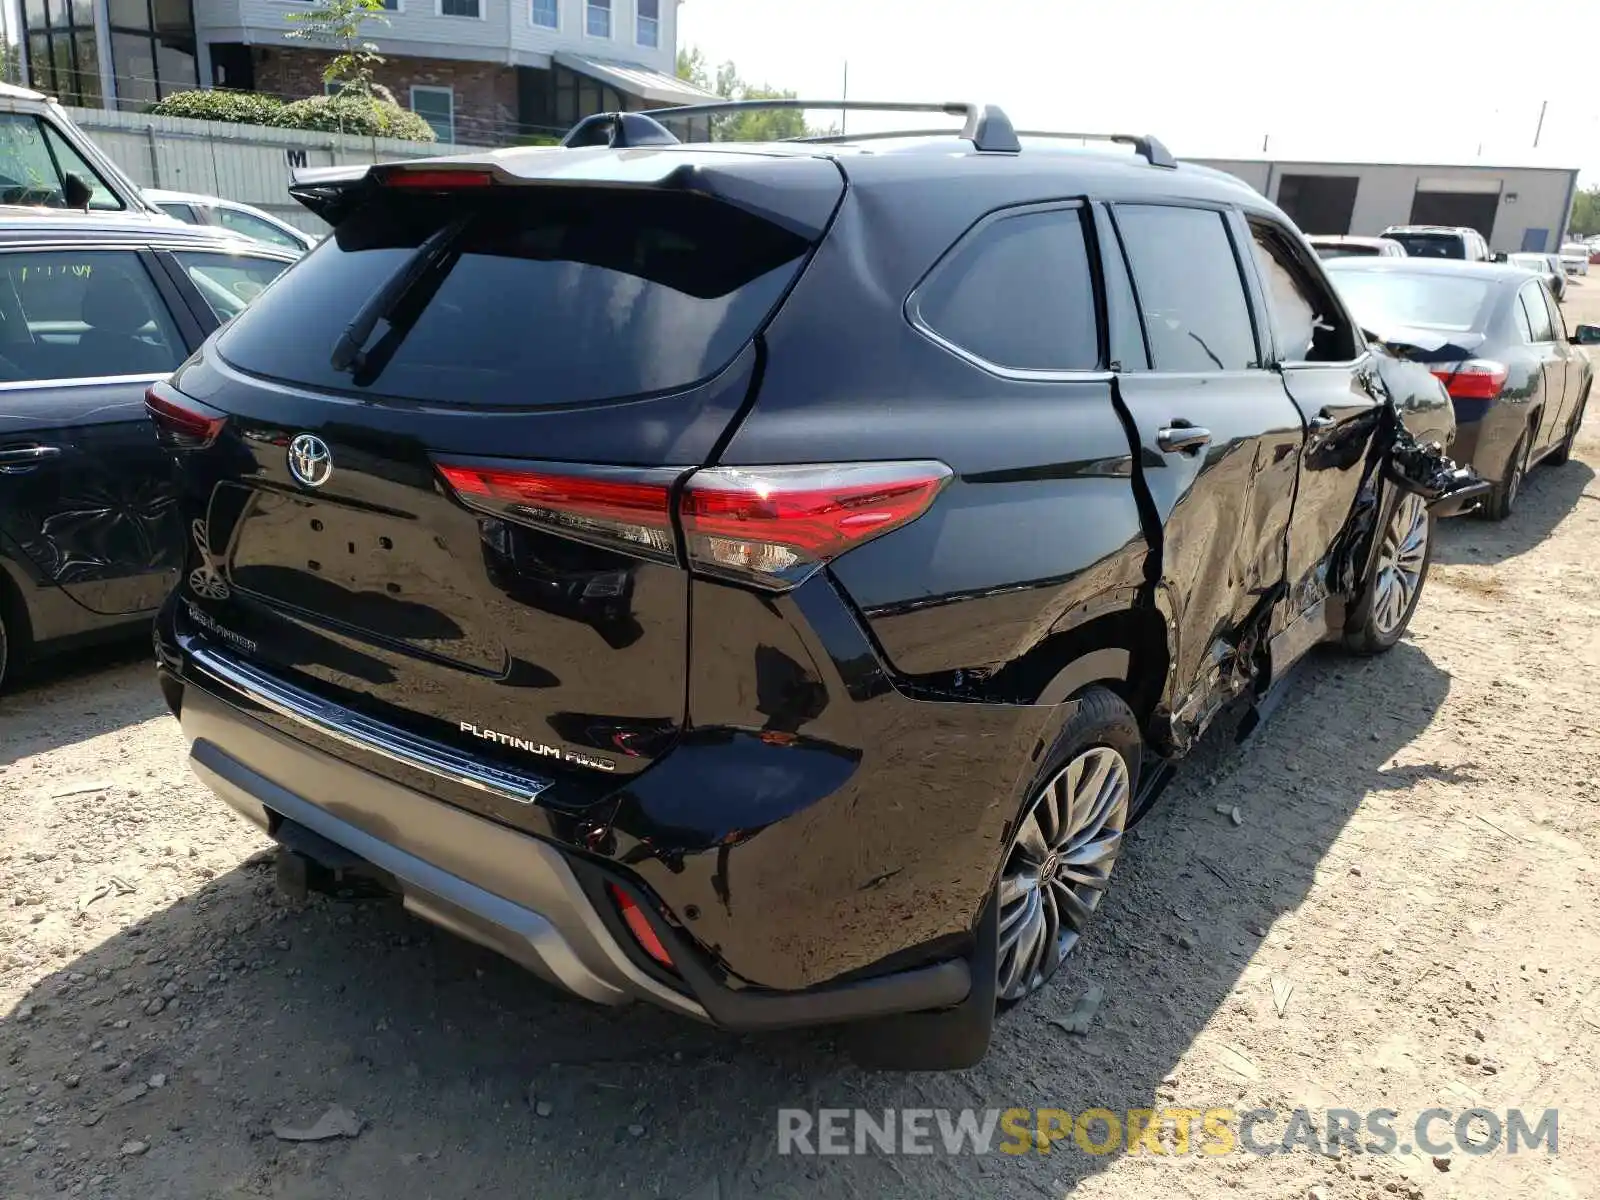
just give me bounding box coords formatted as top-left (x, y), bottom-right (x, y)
top-left (329, 214), bottom-right (472, 375)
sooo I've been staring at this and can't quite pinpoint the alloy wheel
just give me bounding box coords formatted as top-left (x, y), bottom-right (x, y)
top-left (1372, 491), bottom-right (1429, 637)
top-left (997, 746), bottom-right (1130, 1002)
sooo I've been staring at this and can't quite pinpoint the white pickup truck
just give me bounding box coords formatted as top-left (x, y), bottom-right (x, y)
top-left (0, 80), bottom-right (169, 219)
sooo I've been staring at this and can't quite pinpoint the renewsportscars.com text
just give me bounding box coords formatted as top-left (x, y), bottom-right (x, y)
top-left (776, 1106), bottom-right (1558, 1158)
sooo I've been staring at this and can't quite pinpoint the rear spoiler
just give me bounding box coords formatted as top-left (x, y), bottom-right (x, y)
top-left (288, 152), bottom-right (843, 238)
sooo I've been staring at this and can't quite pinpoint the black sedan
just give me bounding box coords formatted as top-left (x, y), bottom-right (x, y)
top-left (1326, 258), bottom-right (1596, 520)
top-left (0, 212), bottom-right (294, 688)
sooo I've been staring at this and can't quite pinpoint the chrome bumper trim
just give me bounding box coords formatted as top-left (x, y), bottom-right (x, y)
top-left (186, 643), bottom-right (553, 806)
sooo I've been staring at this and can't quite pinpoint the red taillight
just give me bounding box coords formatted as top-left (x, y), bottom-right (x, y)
top-left (436, 463), bottom-right (677, 561)
top-left (435, 459), bottom-right (951, 590)
top-left (1429, 359), bottom-right (1508, 401)
top-left (144, 384), bottom-right (226, 449)
top-left (607, 885), bottom-right (673, 968)
top-left (680, 462), bottom-right (952, 589)
top-left (383, 169), bottom-right (494, 190)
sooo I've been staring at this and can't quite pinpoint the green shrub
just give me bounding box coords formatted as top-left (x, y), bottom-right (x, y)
top-left (270, 94), bottom-right (437, 142)
top-left (148, 89), bottom-right (284, 125)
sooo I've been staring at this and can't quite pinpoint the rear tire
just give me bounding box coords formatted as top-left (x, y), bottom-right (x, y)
top-left (1344, 489), bottom-right (1433, 655)
top-left (843, 685), bottom-right (1141, 1071)
top-left (1480, 429), bottom-right (1530, 522)
top-left (994, 686), bottom-right (1139, 1007)
top-left (1546, 386), bottom-right (1588, 467)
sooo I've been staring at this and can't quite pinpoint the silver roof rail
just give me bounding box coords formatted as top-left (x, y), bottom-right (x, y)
top-left (1013, 131), bottom-right (1178, 169)
top-left (644, 99), bottom-right (1023, 154)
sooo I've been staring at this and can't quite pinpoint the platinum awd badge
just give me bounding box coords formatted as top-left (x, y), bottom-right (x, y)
top-left (459, 722), bottom-right (615, 772)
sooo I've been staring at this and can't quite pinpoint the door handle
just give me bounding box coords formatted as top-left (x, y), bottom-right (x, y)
top-left (1156, 425), bottom-right (1212, 455)
top-left (0, 444), bottom-right (62, 472)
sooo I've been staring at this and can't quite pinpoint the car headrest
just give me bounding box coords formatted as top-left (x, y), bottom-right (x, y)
top-left (80, 267), bottom-right (155, 335)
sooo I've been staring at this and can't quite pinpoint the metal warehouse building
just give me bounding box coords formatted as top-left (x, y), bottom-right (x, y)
top-left (1188, 156), bottom-right (1581, 255)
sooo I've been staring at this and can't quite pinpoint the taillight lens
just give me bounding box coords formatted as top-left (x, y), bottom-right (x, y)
top-left (607, 884), bottom-right (674, 968)
top-left (680, 462), bottom-right (952, 589)
top-left (435, 458), bottom-right (952, 590)
top-left (1429, 359), bottom-right (1508, 402)
top-left (436, 463), bottom-right (677, 561)
top-left (144, 384), bottom-right (227, 449)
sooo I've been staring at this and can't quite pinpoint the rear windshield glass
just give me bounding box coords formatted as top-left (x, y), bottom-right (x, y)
top-left (1328, 269), bottom-right (1495, 333)
top-left (216, 188), bottom-right (811, 407)
top-left (1384, 233), bottom-right (1465, 259)
top-left (1314, 244), bottom-right (1381, 259)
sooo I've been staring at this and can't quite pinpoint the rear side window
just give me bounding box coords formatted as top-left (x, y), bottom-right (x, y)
top-left (174, 252), bottom-right (290, 323)
top-left (1512, 292), bottom-right (1536, 342)
top-left (158, 202), bottom-right (201, 224)
top-left (912, 206), bottom-right (1099, 372)
top-left (216, 206), bottom-right (308, 252)
top-left (217, 188), bottom-right (811, 407)
top-left (0, 250), bottom-right (184, 383)
top-left (1520, 285), bottom-right (1554, 342)
top-left (1539, 284), bottom-right (1565, 340)
top-left (1115, 205), bottom-right (1257, 372)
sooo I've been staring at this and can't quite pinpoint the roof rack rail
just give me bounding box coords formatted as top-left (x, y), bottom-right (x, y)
top-left (561, 111), bottom-right (681, 149)
top-left (1013, 131), bottom-right (1178, 169)
top-left (645, 99), bottom-right (1022, 154)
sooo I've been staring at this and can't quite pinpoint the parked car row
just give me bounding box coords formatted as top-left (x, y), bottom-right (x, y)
top-left (1325, 257), bottom-right (1593, 519)
top-left (0, 89), bottom-right (1593, 1070)
top-left (0, 80), bottom-right (321, 258)
top-left (0, 213), bottom-right (295, 686)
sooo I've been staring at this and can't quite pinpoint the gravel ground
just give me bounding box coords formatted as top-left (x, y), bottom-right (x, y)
top-left (2, 285), bottom-right (1598, 1200)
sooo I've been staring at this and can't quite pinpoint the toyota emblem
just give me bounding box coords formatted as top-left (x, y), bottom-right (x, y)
top-left (287, 434), bottom-right (333, 488)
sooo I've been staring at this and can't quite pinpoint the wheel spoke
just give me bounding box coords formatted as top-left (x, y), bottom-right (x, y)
top-left (1051, 879), bottom-right (1095, 929)
top-left (1017, 815), bottom-right (1049, 864)
top-left (996, 745), bottom-right (1130, 1000)
top-left (998, 870), bottom-right (1032, 908)
top-left (1061, 828), bottom-right (1122, 869)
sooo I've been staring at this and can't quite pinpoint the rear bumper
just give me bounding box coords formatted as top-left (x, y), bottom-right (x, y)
top-left (157, 611), bottom-right (975, 1032)
top-left (177, 676), bottom-right (710, 1020)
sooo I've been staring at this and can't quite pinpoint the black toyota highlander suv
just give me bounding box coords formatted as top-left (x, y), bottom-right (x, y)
top-left (150, 101), bottom-right (1481, 1068)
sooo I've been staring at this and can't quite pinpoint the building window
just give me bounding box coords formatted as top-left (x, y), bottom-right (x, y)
top-left (60, 0), bottom-right (198, 110)
top-left (531, 0), bottom-right (558, 28)
top-left (409, 85), bottom-right (454, 143)
top-left (20, 0), bottom-right (103, 106)
top-left (585, 0), bottom-right (610, 37)
top-left (438, 0), bottom-right (480, 16)
top-left (636, 0), bottom-right (658, 46)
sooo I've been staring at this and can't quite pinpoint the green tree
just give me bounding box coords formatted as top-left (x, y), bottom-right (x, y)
top-left (1570, 185), bottom-right (1600, 238)
top-left (0, 41), bottom-right (22, 88)
top-left (675, 45), bottom-right (827, 142)
top-left (284, 0), bottom-right (387, 102)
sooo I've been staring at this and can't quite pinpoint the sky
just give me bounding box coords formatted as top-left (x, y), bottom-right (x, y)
top-left (679, 0), bottom-right (1600, 183)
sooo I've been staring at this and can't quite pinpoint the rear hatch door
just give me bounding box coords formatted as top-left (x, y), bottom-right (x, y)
top-left (164, 150), bottom-right (843, 818)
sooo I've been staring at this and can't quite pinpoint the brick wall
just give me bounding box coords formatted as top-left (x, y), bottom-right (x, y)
top-left (250, 48), bottom-right (518, 144)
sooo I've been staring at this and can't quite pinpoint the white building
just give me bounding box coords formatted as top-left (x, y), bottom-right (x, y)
top-left (1191, 155), bottom-right (1581, 254)
top-left (14, 0), bottom-right (715, 145)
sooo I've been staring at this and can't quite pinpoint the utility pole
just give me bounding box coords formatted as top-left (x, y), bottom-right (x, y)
top-left (1534, 100), bottom-right (1547, 149)
top-left (1261, 133), bottom-right (1269, 154)
top-left (840, 60), bottom-right (848, 136)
